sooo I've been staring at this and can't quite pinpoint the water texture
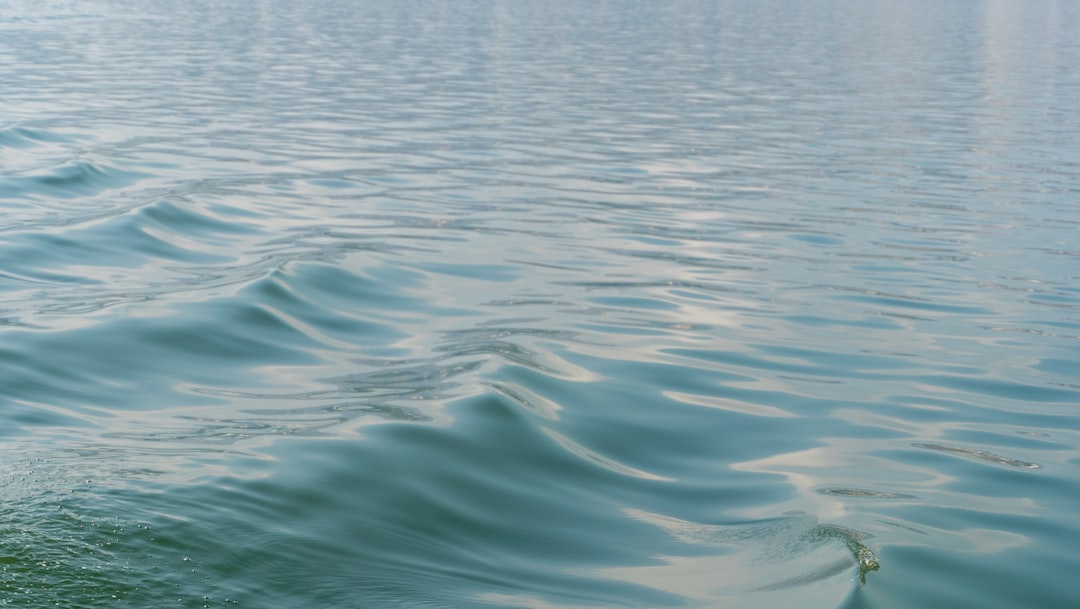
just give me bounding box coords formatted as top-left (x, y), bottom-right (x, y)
top-left (2, 1), bottom-right (1079, 607)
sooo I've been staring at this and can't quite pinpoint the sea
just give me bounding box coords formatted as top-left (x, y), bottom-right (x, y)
top-left (2, 1), bottom-right (1078, 608)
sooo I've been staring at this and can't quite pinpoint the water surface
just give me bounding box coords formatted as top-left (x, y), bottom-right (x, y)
top-left (2, 1), bottom-right (1079, 608)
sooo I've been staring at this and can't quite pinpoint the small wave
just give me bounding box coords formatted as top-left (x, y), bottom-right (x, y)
top-left (486, 380), bottom-right (562, 420)
top-left (0, 125), bottom-right (73, 148)
top-left (434, 329), bottom-right (599, 382)
top-left (613, 509), bottom-right (876, 606)
top-left (818, 487), bottom-right (916, 499)
top-left (541, 427), bottom-right (672, 481)
top-left (1, 158), bottom-right (146, 201)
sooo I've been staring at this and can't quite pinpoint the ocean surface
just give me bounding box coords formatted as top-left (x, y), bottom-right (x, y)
top-left (2, 1), bottom-right (1079, 607)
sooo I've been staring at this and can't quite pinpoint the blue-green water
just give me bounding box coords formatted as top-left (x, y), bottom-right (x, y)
top-left (2, 1), bottom-right (1079, 607)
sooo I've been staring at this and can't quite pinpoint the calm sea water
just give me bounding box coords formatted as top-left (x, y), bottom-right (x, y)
top-left (2, 1), bottom-right (1079, 607)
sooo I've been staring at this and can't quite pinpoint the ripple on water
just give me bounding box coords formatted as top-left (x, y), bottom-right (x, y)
top-left (911, 443), bottom-right (1041, 470)
top-left (0, 158), bottom-right (147, 203)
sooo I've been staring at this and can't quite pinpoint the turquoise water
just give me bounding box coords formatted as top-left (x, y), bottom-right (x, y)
top-left (2, 1), bottom-right (1079, 607)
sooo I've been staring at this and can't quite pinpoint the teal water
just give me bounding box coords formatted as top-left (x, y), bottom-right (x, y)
top-left (2, 1), bottom-right (1079, 607)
